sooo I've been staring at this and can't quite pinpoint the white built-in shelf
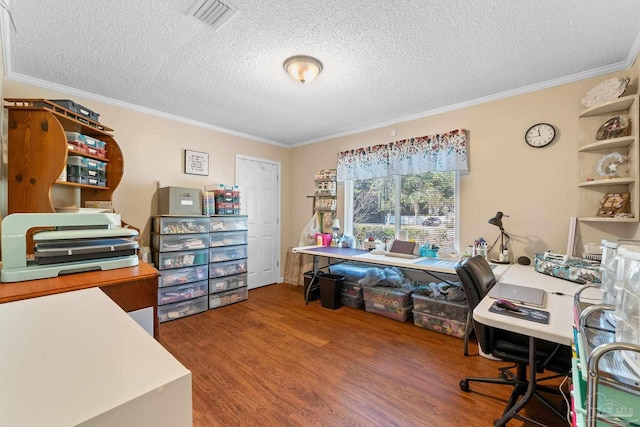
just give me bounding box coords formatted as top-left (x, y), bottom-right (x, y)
top-left (578, 177), bottom-right (635, 187)
top-left (577, 93), bottom-right (639, 222)
top-left (578, 216), bottom-right (637, 223)
top-left (578, 135), bottom-right (635, 152)
top-left (579, 95), bottom-right (636, 117)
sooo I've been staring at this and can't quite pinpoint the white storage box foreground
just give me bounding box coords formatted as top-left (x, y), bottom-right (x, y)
top-left (0, 288), bottom-right (192, 427)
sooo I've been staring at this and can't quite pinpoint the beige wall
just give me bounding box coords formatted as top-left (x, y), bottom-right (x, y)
top-left (4, 53), bottom-right (640, 273)
top-left (3, 80), bottom-right (292, 268)
top-left (289, 59), bottom-right (640, 261)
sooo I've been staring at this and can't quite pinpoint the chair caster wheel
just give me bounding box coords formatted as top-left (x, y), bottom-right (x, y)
top-left (498, 372), bottom-right (508, 379)
top-left (459, 379), bottom-right (470, 392)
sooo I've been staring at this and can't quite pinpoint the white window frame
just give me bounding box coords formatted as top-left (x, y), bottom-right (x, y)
top-left (343, 172), bottom-right (460, 251)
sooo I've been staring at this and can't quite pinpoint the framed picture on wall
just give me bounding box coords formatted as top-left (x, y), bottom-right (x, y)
top-left (184, 149), bottom-right (209, 176)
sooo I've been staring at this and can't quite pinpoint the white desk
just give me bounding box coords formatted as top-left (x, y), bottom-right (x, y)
top-left (292, 245), bottom-right (511, 276)
top-left (475, 264), bottom-right (602, 345)
top-left (0, 288), bottom-right (192, 427)
top-left (473, 264), bottom-right (602, 426)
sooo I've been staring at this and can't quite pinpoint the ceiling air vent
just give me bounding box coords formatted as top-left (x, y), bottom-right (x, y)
top-left (186, 0), bottom-right (238, 30)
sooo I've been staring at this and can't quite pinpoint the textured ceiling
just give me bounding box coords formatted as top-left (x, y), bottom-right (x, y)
top-left (4, 0), bottom-right (640, 146)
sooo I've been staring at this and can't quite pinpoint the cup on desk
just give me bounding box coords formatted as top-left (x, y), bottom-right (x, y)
top-left (315, 233), bottom-right (332, 246)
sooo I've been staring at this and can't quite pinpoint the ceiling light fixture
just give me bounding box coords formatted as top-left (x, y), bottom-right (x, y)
top-left (283, 55), bottom-right (323, 83)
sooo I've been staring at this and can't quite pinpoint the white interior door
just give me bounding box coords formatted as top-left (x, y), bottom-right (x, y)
top-left (236, 155), bottom-right (280, 289)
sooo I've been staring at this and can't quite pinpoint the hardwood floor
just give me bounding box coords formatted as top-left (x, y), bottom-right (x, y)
top-left (159, 284), bottom-right (570, 426)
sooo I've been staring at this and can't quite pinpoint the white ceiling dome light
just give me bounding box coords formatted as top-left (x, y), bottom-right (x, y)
top-left (283, 55), bottom-right (323, 83)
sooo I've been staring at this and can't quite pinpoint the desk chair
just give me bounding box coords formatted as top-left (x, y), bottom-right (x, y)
top-left (454, 256), bottom-right (571, 426)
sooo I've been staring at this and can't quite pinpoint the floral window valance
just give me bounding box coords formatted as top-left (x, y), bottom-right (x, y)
top-left (336, 129), bottom-right (468, 181)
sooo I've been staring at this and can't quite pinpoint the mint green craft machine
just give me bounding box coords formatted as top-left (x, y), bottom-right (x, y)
top-left (1, 213), bottom-right (139, 283)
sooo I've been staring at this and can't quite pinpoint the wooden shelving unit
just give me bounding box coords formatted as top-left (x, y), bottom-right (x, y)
top-left (5, 98), bottom-right (123, 213)
top-left (314, 168), bottom-right (337, 232)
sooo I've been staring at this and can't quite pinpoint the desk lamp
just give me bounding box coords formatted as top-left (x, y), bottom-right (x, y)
top-left (488, 211), bottom-right (510, 262)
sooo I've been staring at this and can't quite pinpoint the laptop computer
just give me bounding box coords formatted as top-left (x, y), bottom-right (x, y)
top-left (487, 282), bottom-right (546, 307)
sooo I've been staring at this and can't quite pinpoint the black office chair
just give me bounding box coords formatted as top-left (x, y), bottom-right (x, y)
top-left (454, 256), bottom-right (571, 426)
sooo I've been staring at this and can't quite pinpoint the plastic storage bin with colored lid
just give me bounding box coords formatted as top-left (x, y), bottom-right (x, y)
top-left (67, 156), bottom-right (106, 171)
top-left (48, 99), bottom-right (100, 121)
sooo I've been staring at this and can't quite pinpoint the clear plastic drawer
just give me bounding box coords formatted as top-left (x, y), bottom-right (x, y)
top-left (209, 216), bottom-right (248, 232)
top-left (158, 265), bottom-right (209, 287)
top-left (208, 287), bottom-right (248, 309)
top-left (158, 280), bottom-right (208, 305)
top-left (152, 233), bottom-right (209, 252)
top-left (152, 216), bottom-right (209, 234)
top-left (209, 230), bottom-right (248, 247)
top-left (158, 296), bottom-right (208, 323)
top-left (209, 273), bottom-right (247, 293)
top-left (154, 249), bottom-right (208, 270)
top-left (209, 259), bottom-right (248, 278)
top-left (209, 245), bottom-right (248, 263)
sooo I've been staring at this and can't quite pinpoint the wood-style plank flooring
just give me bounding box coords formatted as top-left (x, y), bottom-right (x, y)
top-left (159, 283), bottom-right (570, 426)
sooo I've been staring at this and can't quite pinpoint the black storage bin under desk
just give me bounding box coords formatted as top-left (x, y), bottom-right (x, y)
top-left (318, 274), bottom-right (345, 309)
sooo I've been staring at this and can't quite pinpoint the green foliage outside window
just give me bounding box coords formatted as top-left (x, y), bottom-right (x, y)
top-left (352, 172), bottom-right (456, 249)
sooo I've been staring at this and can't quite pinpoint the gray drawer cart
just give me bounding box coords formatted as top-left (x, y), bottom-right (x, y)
top-left (151, 215), bottom-right (210, 322)
top-left (208, 215), bottom-right (249, 309)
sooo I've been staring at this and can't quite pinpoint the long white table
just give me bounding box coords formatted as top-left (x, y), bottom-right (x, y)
top-left (292, 244), bottom-right (511, 276)
top-left (473, 264), bottom-right (602, 426)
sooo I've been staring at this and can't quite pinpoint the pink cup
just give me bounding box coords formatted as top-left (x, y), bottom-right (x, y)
top-left (315, 233), bottom-right (332, 246)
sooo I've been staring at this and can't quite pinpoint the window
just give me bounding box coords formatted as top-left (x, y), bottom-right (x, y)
top-left (346, 172), bottom-right (458, 251)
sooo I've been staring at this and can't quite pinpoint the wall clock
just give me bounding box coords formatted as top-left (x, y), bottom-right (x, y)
top-left (524, 123), bottom-right (556, 148)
